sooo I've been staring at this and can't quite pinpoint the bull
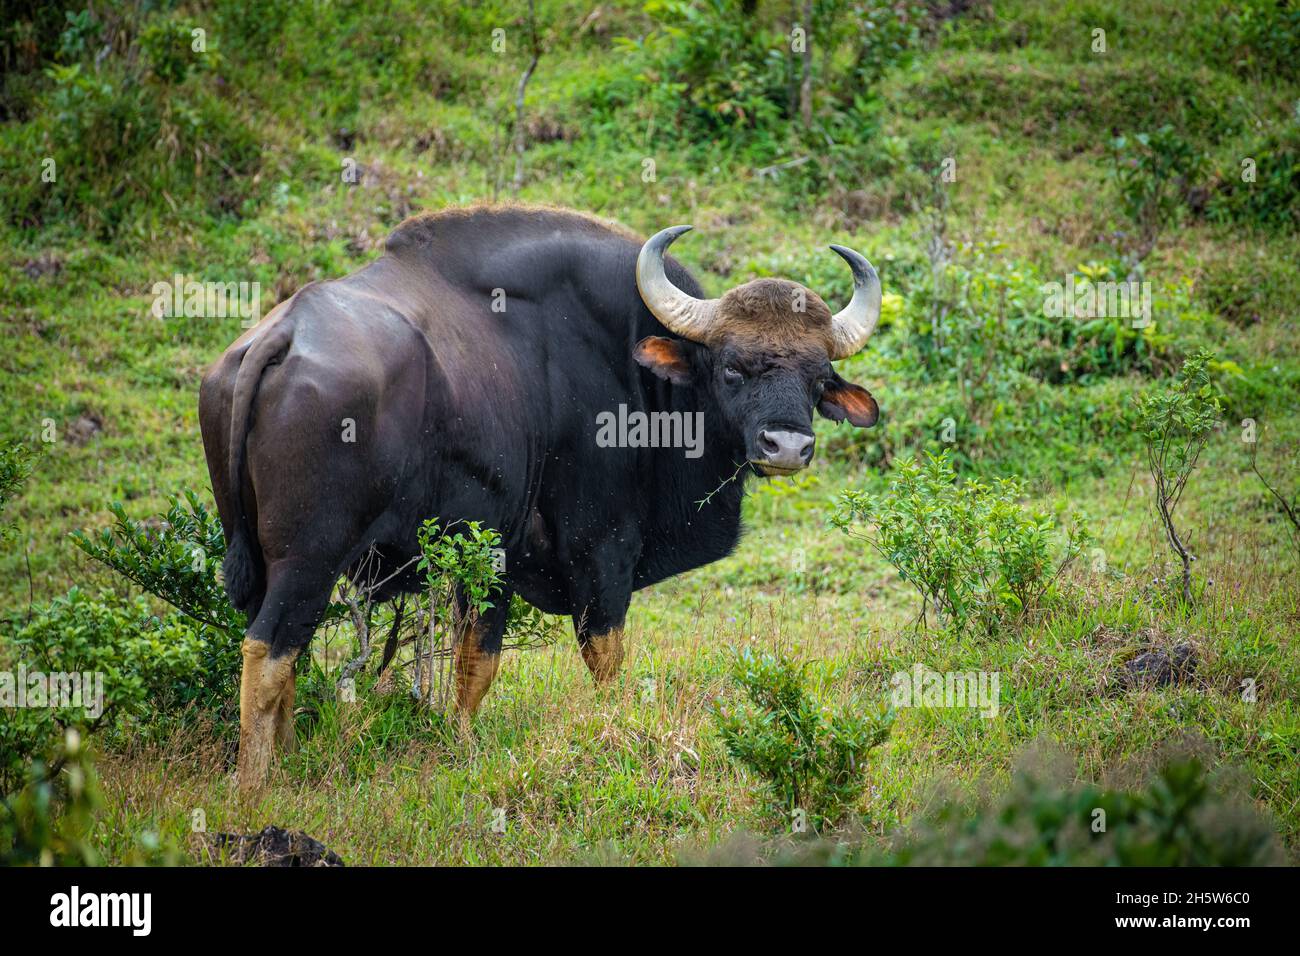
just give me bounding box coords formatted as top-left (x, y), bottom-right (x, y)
top-left (198, 206), bottom-right (883, 788)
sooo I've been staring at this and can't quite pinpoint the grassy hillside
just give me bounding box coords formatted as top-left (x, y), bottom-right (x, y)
top-left (2, 0), bottom-right (1298, 864)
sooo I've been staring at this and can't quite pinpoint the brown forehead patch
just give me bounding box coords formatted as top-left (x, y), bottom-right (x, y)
top-left (712, 278), bottom-right (835, 353)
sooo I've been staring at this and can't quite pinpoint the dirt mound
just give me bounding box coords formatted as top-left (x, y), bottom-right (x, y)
top-left (200, 826), bottom-right (344, 867)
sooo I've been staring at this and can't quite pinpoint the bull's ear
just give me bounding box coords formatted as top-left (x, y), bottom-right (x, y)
top-left (818, 374), bottom-right (879, 427)
top-left (634, 336), bottom-right (693, 385)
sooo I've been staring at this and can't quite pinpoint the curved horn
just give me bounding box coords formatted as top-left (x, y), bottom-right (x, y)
top-left (827, 244), bottom-right (883, 360)
top-left (636, 225), bottom-right (720, 343)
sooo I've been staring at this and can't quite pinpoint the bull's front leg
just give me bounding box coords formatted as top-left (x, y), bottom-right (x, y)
top-left (571, 537), bottom-right (635, 685)
top-left (578, 624), bottom-right (625, 683)
top-left (452, 587), bottom-right (512, 729)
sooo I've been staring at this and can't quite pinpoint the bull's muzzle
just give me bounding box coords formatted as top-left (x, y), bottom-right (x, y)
top-left (753, 429), bottom-right (814, 476)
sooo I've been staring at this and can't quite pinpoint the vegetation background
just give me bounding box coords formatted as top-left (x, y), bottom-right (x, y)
top-left (0, 0), bottom-right (1297, 864)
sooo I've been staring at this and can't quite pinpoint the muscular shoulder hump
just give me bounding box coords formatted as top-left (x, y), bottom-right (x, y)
top-left (384, 203), bottom-right (637, 259)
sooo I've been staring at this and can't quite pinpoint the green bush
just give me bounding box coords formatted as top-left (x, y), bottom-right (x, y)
top-left (839, 0), bottom-right (925, 92)
top-left (72, 493), bottom-right (244, 635)
top-left (1, 726), bottom-right (178, 867)
top-left (882, 748), bottom-right (1284, 866)
top-left (712, 649), bottom-right (891, 832)
top-left (417, 518), bottom-right (504, 617)
top-left (0, 440), bottom-right (33, 540)
top-left (138, 16), bottom-right (212, 86)
top-left (1, 729), bottom-right (102, 866)
top-left (1, 3), bottom-right (262, 239)
top-left (1109, 125), bottom-right (1206, 267)
top-left (602, 0), bottom-right (919, 156)
top-left (834, 451), bottom-right (1090, 634)
top-left (1132, 350), bottom-right (1224, 604)
top-left (704, 744), bottom-right (1286, 866)
top-left (1, 468), bottom-right (188, 865)
top-left (828, 226), bottom-right (1235, 481)
top-left (1223, 0), bottom-right (1300, 79)
top-left (1207, 120), bottom-right (1300, 231)
top-left (1, 588), bottom-right (225, 792)
top-left (898, 245), bottom-right (1172, 389)
top-left (69, 493), bottom-right (244, 719)
top-left (823, 369), bottom-right (1140, 483)
top-left (617, 0), bottom-right (786, 138)
top-left (408, 518), bottom-right (507, 706)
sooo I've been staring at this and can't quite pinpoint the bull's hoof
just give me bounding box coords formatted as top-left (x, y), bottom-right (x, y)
top-left (581, 629), bottom-right (625, 684)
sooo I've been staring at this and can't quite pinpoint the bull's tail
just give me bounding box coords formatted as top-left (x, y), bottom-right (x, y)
top-left (223, 525), bottom-right (260, 615)
top-left (223, 317), bottom-right (295, 615)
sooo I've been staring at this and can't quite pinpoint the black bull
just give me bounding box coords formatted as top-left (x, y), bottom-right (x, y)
top-left (199, 205), bottom-right (881, 787)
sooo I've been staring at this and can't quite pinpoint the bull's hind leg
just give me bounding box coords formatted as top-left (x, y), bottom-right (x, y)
top-left (238, 638), bottom-right (298, 789)
top-left (236, 559), bottom-right (336, 791)
top-left (452, 588), bottom-right (512, 729)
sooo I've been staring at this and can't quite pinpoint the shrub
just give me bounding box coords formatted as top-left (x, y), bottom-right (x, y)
top-left (1207, 121), bottom-right (1300, 232)
top-left (693, 744), bottom-right (1285, 866)
top-left (2, 479), bottom-right (190, 866)
top-left (411, 518), bottom-right (505, 707)
top-left (840, 0), bottom-right (925, 92)
top-left (417, 518), bottom-right (504, 619)
top-left (882, 747), bottom-right (1284, 866)
top-left (1, 14), bottom-right (262, 238)
top-left (604, 0), bottom-right (920, 156)
top-left (1, 588), bottom-right (224, 791)
top-left (138, 17), bottom-right (209, 85)
top-left (823, 369), bottom-right (1140, 484)
top-left (1109, 125), bottom-right (1206, 269)
top-left (1132, 350), bottom-right (1223, 604)
top-left (1223, 0), bottom-right (1300, 79)
top-left (1, 730), bottom-right (102, 866)
top-left (610, 0), bottom-right (787, 141)
top-left (71, 493), bottom-right (243, 713)
top-left (333, 519), bottom-right (561, 705)
top-left (885, 214), bottom-right (1184, 415)
top-left (833, 451), bottom-right (1090, 634)
top-left (0, 726), bottom-right (177, 867)
top-left (0, 440), bottom-right (33, 540)
top-left (712, 649), bottom-right (891, 832)
top-left (72, 492), bottom-right (244, 635)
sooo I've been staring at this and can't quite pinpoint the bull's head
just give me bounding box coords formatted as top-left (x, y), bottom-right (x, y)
top-left (634, 225), bottom-right (881, 476)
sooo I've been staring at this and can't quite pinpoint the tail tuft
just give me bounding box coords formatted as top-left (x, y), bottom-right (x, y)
top-left (222, 528), bottom-right (261, 615)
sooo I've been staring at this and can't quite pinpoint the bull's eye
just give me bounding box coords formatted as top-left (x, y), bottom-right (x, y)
top-left (723, 366), bottom-right (744, 386)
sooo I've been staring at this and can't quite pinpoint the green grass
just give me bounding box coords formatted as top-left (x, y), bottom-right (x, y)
top-left (2, 0), bottom-right (1298, 864)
